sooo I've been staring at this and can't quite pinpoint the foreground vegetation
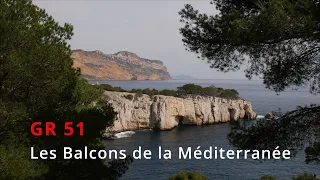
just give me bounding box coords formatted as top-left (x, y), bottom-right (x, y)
top-left (99, 83), bottom-right (240, 99)
top-left (0, 1), bottom-right (131, 179)
top-left (179, 0), bottom-right (319, 176)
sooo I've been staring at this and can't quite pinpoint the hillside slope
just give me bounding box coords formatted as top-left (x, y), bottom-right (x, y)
top-left (72, 50), bottom-right (172, 80)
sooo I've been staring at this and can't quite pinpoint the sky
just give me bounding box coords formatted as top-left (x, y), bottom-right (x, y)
top-left (33, 0), bottom-right (248, 79)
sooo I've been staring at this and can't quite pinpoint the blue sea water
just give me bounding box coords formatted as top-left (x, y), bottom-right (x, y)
top-left (91, 79), bottom-right (320, 180)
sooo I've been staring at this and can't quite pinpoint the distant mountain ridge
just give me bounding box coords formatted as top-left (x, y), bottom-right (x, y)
top-left (72, 50), bottom-right (172, 80)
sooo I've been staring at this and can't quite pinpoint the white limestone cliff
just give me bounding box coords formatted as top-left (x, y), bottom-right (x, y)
top-left (102, 91), bottom-right (256, 133)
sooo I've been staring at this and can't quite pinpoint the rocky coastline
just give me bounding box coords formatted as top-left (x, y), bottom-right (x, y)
top-left (102, 91), bottom-right (257, 137)
top-left (72, 50), bottom-right (172, 80)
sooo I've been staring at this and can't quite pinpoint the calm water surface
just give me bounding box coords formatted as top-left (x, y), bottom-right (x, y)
top-left (90, 79), bottom-right (320, 180)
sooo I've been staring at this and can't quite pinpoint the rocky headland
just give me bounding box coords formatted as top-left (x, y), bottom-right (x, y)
top-left (72, 50), bottom-right (172, 80)
top-left (102, 91), bottom-right (257, 136)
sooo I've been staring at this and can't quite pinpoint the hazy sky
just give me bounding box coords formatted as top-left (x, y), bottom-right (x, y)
top-left (33, 0), bottom-right (247, 79)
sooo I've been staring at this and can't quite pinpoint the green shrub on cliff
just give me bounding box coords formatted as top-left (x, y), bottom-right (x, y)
top-left (292, 173), bottom-right (319, 180)
top-left (177, 84), bottom-right (203, 95)
top-left (159, 89), bottom-right (179, 96)
top-left (100, 83), bottom-right (240, 99)
top-left (169, 171), bottom-right (208, 180)
top-left (100, 84), bottom-right (127, 92)
top-left (260, 175), bottom-right (277, 180)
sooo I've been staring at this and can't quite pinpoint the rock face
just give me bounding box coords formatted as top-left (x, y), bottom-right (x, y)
top-left (265, 113), bottom-right (275, 120)
top-left (102, 91), bottom-right (257, 133)
top-left (72, 50), bottom-right (171, 80)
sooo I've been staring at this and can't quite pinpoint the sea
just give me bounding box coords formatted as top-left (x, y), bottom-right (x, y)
top-left (89, 79), bottom-right (320, 180)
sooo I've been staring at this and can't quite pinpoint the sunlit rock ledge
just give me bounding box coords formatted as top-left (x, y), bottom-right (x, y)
top-left (102, 91), bottom-right (257, 136)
